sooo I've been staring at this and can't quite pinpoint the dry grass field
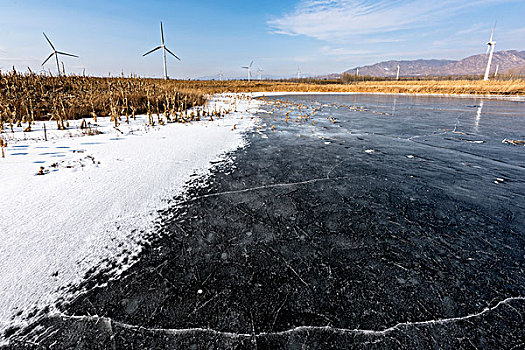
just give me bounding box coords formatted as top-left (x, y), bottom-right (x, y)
top-left (179, 79), bottom-right (525, 95)
top-left (0, 72), bottom-right (206, 127)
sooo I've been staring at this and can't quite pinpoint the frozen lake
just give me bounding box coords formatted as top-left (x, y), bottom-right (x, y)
top-left (4, 94), bottom-right (525, 349)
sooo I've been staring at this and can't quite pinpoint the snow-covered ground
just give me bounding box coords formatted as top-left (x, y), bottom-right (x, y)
top-left (0, 93), bottom-right (259, 335)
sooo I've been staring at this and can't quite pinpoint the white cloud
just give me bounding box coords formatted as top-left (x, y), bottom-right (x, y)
top-left (507, 27), bottom-right (525, 36)
top-left (268, 0), bottom-right (513, 42)
top-left (0, 56), bottom-right (39, 63)
top-left (455, 23), bottom-right (488, 36)
top-left (321, 46), bottom-right (373, 56)
top-left (365, 38), bottom-right (405, 44)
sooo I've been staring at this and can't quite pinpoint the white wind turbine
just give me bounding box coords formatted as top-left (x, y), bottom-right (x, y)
top-left (143, 21), bottom-right (180, 80)
top-left (396, 65), bottom-right (400, 80)
top-left (483, 22), bottom-right (497, 81)
top-left (257, 67), bottom-right (263, 80)
top-left (242, 60), bottom-right (253, 81)
top-left (42, 32), bottom-right (78, 76)
top-left (297, 67), bottom-right (302, 79)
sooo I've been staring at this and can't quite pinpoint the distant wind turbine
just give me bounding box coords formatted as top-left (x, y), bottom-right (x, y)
top-left (483, 22), bottom-right (497, 81)
top-left (257, 67), bottom-right (263, 80)
top-left (143, 21), bottom-right (181, 80)
top-left (297, 67), bottom-right (302, 79)
top-left (396, 65), bottom-right (400, 80)
top-left (42, 32), bottom-right (78, 76)
top-left (242, 60), bottom-right (253, 81)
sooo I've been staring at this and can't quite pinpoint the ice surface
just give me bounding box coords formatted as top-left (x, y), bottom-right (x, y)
top-left (2, 92), bottom-right (525, 348)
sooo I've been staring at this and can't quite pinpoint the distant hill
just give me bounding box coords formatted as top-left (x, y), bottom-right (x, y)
top-left (345, 50), bottom-right (525, 77)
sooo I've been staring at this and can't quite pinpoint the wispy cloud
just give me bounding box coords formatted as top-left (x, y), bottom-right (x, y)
top-left (321, 46), bottom-right (373, 56)
top-left (507, 27), bottom-right (525, 36)
top-left (268, 0), bottom-right (514, 42)
top-left (455, 23), bottom-right (488, 36)
top-left (0, 56), bottom-right (39, 63)
top-left (365, 38), bottom-right (405, 44)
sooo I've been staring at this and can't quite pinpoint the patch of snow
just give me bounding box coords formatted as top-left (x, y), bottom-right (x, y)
top-left (0, 93), bottom-right (258, 334)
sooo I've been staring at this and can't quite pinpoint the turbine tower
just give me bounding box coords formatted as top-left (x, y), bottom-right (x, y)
top-left (297, 67), bottom-right (302, 79)
top-left (396, 65), bottom-right (400, 80)
top-left (143, 21), bottom-right (181, 80)
top-left (483, 23), bottom-right (497, 81)
top-left (242, 60), bottom-right (253, 81)
top-left (42, 32), bottom-right (78, 76)
top-left (257, 67), bottom-right (263, 80)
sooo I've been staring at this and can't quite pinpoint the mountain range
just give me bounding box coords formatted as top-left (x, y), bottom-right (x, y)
top-left (344, 50), bottom-right (525, 77)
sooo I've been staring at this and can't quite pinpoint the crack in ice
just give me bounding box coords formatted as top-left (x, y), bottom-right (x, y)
top-left (40, 296), bottom-right (524, 340)
top-left (181, 176), bottom-right (351, 204)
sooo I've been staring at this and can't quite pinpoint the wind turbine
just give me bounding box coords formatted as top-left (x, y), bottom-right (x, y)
top-left (396, 65), bottom-right (400, 80)
top-left (257, 67), bottom-right (263, 80)
top-left (42, 32), bottom-right (78, 76)
top-left (242, 60), bottom-right (253, 81)
top-left (297, 67), bottom-right (302, 79)
top-left (483, 22), bottom-right (497, 81)
top-left (143, 21), bottom-right (180, 80)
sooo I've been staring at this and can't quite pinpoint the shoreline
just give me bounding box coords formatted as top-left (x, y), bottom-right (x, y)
top-left (250, 91), bottom-right (525, 101)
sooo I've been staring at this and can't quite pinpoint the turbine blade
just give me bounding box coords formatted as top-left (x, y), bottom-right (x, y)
top-left (57, 51), bottom-right (79, 58)
top-left (242, 67), bottom-right (249, 69)
top-left (42, 52), bottom-right (54, 66)
top-left (143, 46), bottom-right (162, 56)
top-left (250, 60), bottom-right (253, 68)
top-left (489, 21), bottom-right (496, 42)
top-left (164, 47), bottom-right (181, 60)
top-left (161, 21), bottom-right (165, 45)
top-left (43, 32), bottom-right (56, 51)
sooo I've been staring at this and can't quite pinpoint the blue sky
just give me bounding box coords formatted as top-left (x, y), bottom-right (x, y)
top-left (0, 0), bottom-right (524, 78)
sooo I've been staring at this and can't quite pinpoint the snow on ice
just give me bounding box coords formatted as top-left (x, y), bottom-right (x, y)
top-left (0, 94), bottom-right (259, 333)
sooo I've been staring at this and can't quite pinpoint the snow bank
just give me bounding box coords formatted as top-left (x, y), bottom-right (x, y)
top-left (0, 94), bottom-right (258, 333)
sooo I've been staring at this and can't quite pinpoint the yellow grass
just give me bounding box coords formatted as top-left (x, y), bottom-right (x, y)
top-left (175, 79), bottom-right (525, 96)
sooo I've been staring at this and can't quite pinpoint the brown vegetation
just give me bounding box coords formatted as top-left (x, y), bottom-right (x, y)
top-left (180, 79), bottom-right (525, 96)
top-left (0, 71), bottom-right (206, 127)
top-left (1, 70), bottom-right (524, 129)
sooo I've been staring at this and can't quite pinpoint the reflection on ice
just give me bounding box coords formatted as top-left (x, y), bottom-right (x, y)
top-left (392, 96), bottom-right (398, 116)
top-left (475, 100), bottom-right (484, 133)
